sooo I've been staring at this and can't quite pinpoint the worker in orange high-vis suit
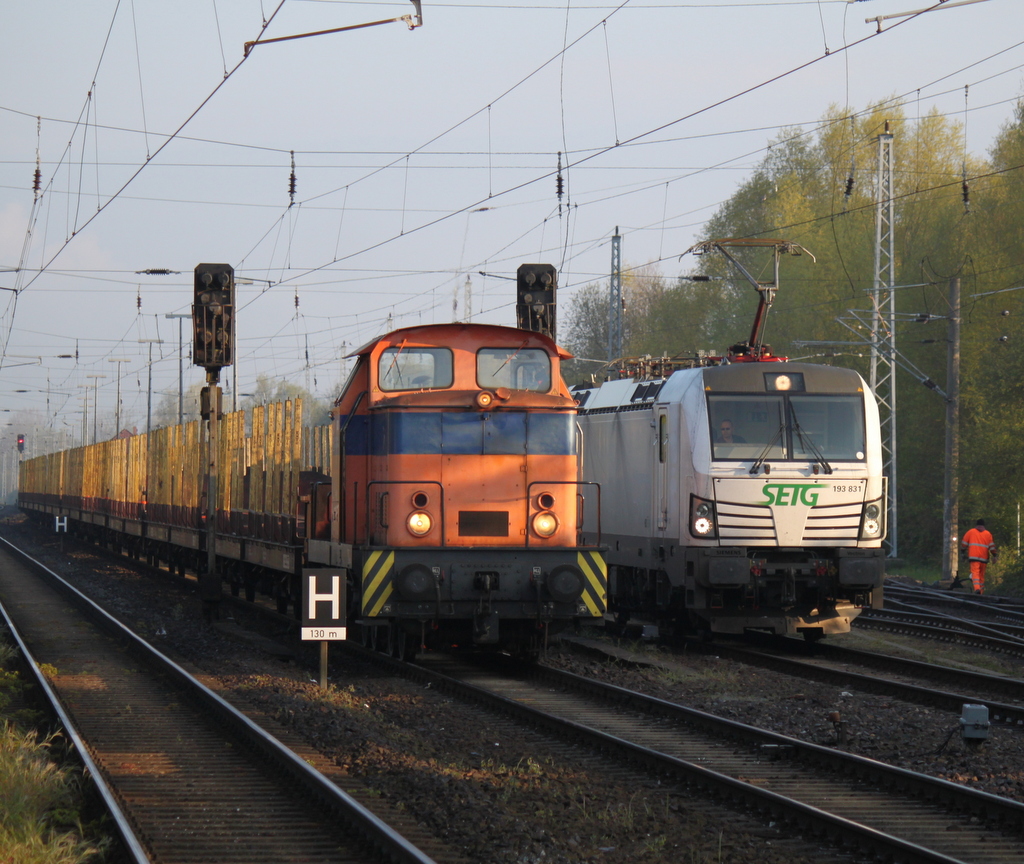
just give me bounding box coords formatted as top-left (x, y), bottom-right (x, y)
top-left (961, 519), bottom-right (997, 595)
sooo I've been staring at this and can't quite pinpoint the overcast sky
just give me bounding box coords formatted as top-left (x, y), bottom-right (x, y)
top-left (1, 0), bottom-right (1020, 439)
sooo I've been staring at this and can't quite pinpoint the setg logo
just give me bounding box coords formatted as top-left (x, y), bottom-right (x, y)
top-left (760, 483), bottom-right (823, 506)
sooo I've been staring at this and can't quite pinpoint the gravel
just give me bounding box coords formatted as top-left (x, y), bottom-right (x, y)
top-left (544, 635), bottom-right (1024, 803)
top-left (4, 513), bottom-right (1022, 862)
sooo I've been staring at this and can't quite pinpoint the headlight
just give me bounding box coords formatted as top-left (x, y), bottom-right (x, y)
top-left (532, 511), bottom-right (558, 538)
top-left (693, 517), bottom-right (714, 536)
top-left (407, 511), bottom-right (432, 536)
top-left (860, 498), bottom-right (884, 540)
top-left (689, 495), bottom-right (717, 539)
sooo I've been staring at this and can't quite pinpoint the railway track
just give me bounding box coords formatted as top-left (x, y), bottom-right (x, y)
top-left (0, 537), bottom-right (437, 864)
top-left (3, 522), bottom-right (848, 862)
top-left (884, 582), bottom-right (1024, 620)
top-left (857, 606), bottom-right (1024, 658)
top-left (656, 635), bottom-right (1024, 727)
top-left (864, 582), bottom-right (1024, 639)
top-left (367, 649), bottom-right (1024, 864)
top-left (9, 515), bottom-right (1024, 862)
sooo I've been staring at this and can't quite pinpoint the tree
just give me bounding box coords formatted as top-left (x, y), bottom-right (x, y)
top-left (149, 375), bottom-right (333, 429)
top-left (151, 383), bottom-right (204, 429)
top-left (241, 375), bottom-right (331, 426)
top-left (562, 95), bottom-right (1024, 572)
top-left (561, 265), bottom-right (739, 385)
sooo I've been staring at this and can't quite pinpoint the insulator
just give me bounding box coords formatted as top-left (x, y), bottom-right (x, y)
top-left (33, 167), bottom-right (41, 194)
top-left (289, 150), bottom-right (297, 206)
top-left (844, 176), bottom-right (854, 198)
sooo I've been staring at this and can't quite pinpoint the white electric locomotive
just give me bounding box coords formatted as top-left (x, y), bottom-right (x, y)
top-left (574, 359), bottom-right (886, 640)
top-left (575, 239), bottom-right (887, 641)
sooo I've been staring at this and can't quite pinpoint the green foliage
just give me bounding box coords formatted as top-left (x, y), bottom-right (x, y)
top-left (241, 374), bottom-right (332, 426)
top-left (0, 630), bottom-right (105, 863)
top-left (562, 95), bottom-right (1024, 566)
top-left (0, 667), bottom-right (27, 713)
top-left (561, 265), bottom-right (746, 385)
top-left (0, 723), bottom-right (100, 863)
top-left (152, 374), bottom-right (333, 429)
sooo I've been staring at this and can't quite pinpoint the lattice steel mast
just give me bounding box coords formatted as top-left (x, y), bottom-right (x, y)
top-left (608, 228), bottom-right (622, 361)
top-left (869, 125), bottom-right (897, 557)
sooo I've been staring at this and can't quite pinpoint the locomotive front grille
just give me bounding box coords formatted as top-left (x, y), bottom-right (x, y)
top-left (458, 511), bottom-right (510, 537)
top-left (803, 504), bottom-right (864, 542)
top-left (716, 500), bottom-right (774, 541)
top-left (716, 499), bottom-right (863, 544)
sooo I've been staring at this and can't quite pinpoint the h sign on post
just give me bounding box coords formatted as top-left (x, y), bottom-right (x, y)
top-left (301, 569), bottom-right (347, 640)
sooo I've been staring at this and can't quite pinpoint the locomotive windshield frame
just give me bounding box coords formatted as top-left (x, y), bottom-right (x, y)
top-left (378, 346), bottom-right (454, 391)
top-left (476, 346), bottom-right (551, 392)
top-left (707, 391), bottom-right (866, 462)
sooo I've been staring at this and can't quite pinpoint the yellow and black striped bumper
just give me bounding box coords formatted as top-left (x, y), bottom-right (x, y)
top-left (359, 547), bottom-right (607, 618)
top-left (577, 549), bottom-right (607, 617)
top-left (361, 550), bottom-right (395, 617)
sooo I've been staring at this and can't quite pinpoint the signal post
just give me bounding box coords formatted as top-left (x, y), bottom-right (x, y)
top-left (192, 263), bottom-right (235, 619)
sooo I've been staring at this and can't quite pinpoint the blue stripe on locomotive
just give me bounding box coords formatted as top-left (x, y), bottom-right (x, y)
top-left (342, 412), bottom-right (575, 456)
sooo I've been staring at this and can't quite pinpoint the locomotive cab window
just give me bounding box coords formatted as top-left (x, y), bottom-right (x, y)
top-left (477, 347), bottom-right (551, 392)
top-left (789, 394), bottom-right (865, 461)
top-left (709, 396), bottom-right (786, 461)
top-left (378, 347), bottom-right (454, 391)
top-left (708, 392), bottom-right (866, 462)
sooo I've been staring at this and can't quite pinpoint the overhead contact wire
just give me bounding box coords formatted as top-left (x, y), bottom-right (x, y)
top-left (16, 1), bottom-right (289, 297)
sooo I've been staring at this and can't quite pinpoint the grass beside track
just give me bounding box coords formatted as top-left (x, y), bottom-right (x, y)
top-left (0, 629), bottom-right (107, 864)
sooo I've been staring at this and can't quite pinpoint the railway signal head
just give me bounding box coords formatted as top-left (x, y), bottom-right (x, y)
top-left (17, 433), bottom-right (25, 452)
top-left (193, 263), bottom-right (234, 372)
top-left (516, 263), bottom-right (557, 341)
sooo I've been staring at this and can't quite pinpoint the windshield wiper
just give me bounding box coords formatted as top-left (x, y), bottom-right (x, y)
top-left (491, 340), bottom-right (530, 379)
top-left (790, 405), bottom-right (833, 475)
top-left (749, 423), bottom-right (785, 475)
top-left (384, 339), bottom-right (408, 387)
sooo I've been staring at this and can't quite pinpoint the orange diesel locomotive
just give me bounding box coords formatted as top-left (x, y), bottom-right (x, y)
top-left (19, 321), bottom-right (606, 660)
top-left (302, 322), bottom-right (607, 658)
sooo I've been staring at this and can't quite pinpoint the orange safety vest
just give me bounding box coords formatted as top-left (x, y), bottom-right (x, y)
top-left (961, 527), bottom-right (995, 562)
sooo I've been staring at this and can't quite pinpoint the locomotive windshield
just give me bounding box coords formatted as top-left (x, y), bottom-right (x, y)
top-left (378, 347), bottom-right (454, 391)
top-left (708, 393), bottom-right (865, 462)
top-left (477, 347), bottom-right (551, 392)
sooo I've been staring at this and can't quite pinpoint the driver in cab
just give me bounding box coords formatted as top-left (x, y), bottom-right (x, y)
top-left (716, 420), bottom-right (745, 444)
